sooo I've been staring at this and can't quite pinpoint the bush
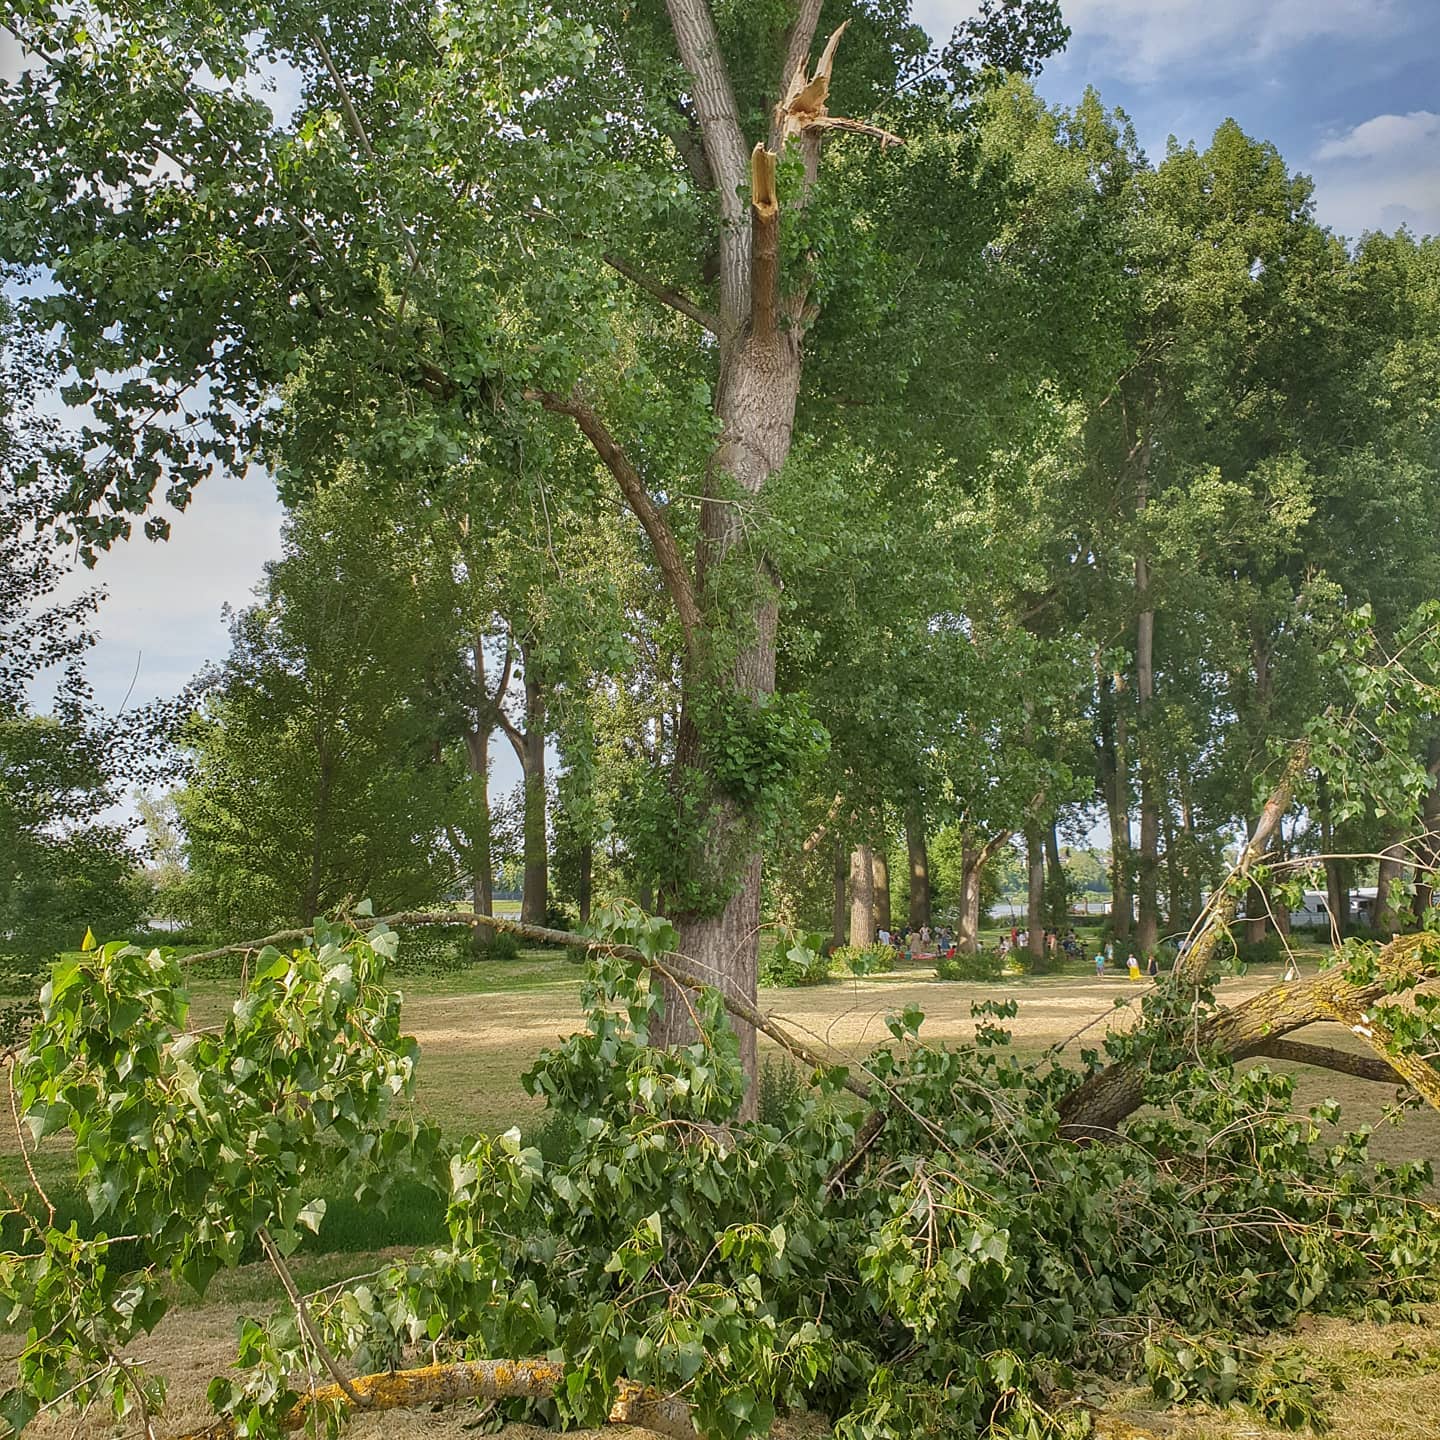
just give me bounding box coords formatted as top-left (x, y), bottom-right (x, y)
top-left (936, 948), bottom-right (1002, 981)
top-left (832, 942), bottom-right (896, 976)
top-left (1231, 931), bottom-right (1286, 967)
top-left (760, 939), bottom-right (833, 986)
top-left (480, 929), bottom-right (523, 962)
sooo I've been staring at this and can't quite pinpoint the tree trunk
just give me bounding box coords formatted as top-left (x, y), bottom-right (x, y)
top-left (577, 839), bottom-right (593, 925)
top-left (849, 844), bottom-right (874, 946)
top-left (831, 840), bottom-right (848, 949)
top-left (1098, 671), bottom-right (1132, 938)
top-left (905, 803), bottom-right (931, 930)
top-left (956, 847), bottom-right (984, 954)
top-left (463, 727), bottom-right (493, 918)
top-left (1044, 822), bottom-right (1065, 929)
top-left (1026, 826), bottom-right (1045, 960)
top-left (1375, 836), bottom-right (1408, 935)
top-left (1413, 738), bottom-right (1440, 923)
top-left (1134, 605), bottom-right (1159, 952)
top-left (519, 651), bottom-right (548, 926)
top-left (872, 846), bottom-right (891, 935)
top-left (642, 4), bottom-right (842, 1112)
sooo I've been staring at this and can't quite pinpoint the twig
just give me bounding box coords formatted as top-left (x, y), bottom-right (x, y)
top-left (256, 1226), bottom-right (367, 1409)
top-left (7, 1054), bottom-right (54, 1226)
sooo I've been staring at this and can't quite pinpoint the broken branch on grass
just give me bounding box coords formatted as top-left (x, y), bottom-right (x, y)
top-left (173, 1358), bottom-right (693, 1440)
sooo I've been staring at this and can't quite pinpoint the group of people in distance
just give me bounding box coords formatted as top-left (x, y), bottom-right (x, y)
top-left (1094, 939), bottom-right (1160, 981)
top-left (876, 924), bottom-right (955, 959)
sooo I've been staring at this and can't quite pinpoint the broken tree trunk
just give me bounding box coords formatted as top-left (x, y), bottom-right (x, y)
top-left (1058, 931), bottom-right (1440, 1135)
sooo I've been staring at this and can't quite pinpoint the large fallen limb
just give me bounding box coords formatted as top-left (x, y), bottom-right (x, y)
top-left (179, 909), bottom-right (873, 1103)
top-left (1059, 933), bottom-right (1440, 1134)
top-left (1252, 1037), bottom-right (1410, 1086)
top-left (176, 1358), bottom-right (693, 1440)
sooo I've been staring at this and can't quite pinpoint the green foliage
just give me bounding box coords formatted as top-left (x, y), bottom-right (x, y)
top-left (481, 930), bottom-right (524, 963)
top-left (937, 949), bottom-right (1003, 981)
top-left (832, 943), bottom-right (897, 976)
top-left (1231, 932), bottom-right (1288, 968)
top-left (760, 931), bottom-right (834, 987)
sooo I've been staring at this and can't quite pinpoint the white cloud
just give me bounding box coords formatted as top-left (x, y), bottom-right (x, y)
top-left (918, 0), bottom-right (1404, 82)
top-left (1316, 109), bottom-right (1440, 161)
top-left (46, 470), bottom-right (285, 714)
top-left (1310, 111), bottom-right (1440, 238)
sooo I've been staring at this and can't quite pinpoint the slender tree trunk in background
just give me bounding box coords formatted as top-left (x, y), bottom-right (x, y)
top-left (519, 652), bottom-right (548, 926)
top-left (1413, 738), bottom-right (1440, 923)
top-left (849, 844), bottom-right (875, 946)
top-left (1243, 870), bottom-right (1269, 945)
top-left (1044, 822), bottom-right (1065, 929)
top-left (1026, 826), bottom-right (1045, 959)
top-left (463, 728), bottom-right (493, 918)
top-left (956, 847), bottom-right (984, 954)
top-left (831, 840), bottom-right (848, 949)
top-left (906, 804), bottom-right (931, 930)
top-left (638, 878), bottom-right (654, 913)
top-left (1162, 801), bottom-right (1181, 932)
top-left (1098, 672), bottom-right (1133, 938)
top-left (1179, 779), bottom-right (1202, 923)
top-left (1135, 617), bottom-right (1159, 951)
top-left (872, 847), bottom-right (891, 936)
top-left (577, 840), bottom-right (593, 925)
top-left (1325, 858), bottom-right (1348, 938)
top-left (1375, 836), bottom-right (1408, 935)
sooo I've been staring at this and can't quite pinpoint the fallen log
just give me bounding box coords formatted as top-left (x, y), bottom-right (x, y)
top-left (176, 1358), bottom-right (694, 1440)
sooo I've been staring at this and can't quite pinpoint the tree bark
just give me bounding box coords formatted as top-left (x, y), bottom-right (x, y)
top-left (1044, 822), bottom-right (1065, 929)
top-left (518, 648), bottom-right (548, 926)
top-left (849, 843), bottom-right (874, 946)
top-left (1134, 606), bottom-right (1159, 951)
top-left (1098, 670), bottom-right (1133, 938)
top-left (872, 845), bottom-right (891, 935)
top-left (831, 839), bottom-right (848, 949)
top-left (956, 848), bottom-right (983, 954)
top-left (1412, 737), bottom-right (1440, 922)
top-left (1375, 836), bottom-right (1408, 935)
top-left (905, 803), bottom-right (931, 930)
top-left (1026, 825), bottom-right (1045, 959)
top-left (1059, 932), bottom-right (1440, 1135)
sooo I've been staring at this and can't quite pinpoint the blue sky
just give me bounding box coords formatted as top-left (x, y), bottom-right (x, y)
top-left (36, 0), bottom-right (1440, 792)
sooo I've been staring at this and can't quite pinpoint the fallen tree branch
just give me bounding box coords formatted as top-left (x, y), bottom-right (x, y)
top-left (174, 1358), bottom-right (693, 1440)
top-left (1252, 1037), bottom-right (1410, 1086)
top-left (1060, 932), bottom-right (1440, 1134)
top-left (178, 909), bottom-right (872, 1103)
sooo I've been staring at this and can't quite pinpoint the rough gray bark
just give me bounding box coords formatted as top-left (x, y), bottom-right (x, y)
top-left (513, 646), bottom-right (548, 927)
top-left (906, 803), bottom-right (931, 930)
top-left (1098, 671), bottom-right (1132, 938)
top-left (849, 844), bottom-right (875, 946)
top-left (1026, 826), bottom-right (1045, 959)
top-left (872, 845), bottom-right (891, 935)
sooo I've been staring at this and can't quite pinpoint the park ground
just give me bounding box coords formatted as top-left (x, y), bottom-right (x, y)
top-left (5, 938), bottom-right (1440, 1440)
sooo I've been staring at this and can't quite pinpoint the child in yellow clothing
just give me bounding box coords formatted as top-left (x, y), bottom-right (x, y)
top-left (1127, 955), bottom-right (1141, 981)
